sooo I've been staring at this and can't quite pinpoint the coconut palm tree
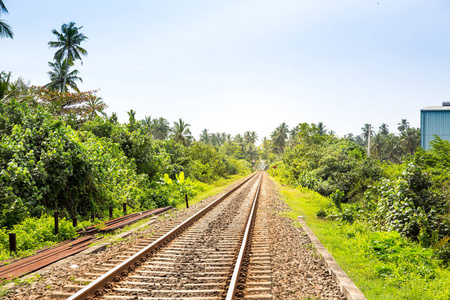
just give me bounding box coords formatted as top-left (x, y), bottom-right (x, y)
top-left (234, 134), bottom-right (244, 146)
top-left (0, 1), bottom-right (13, 39)
top-left (152, 117), bottom-right (171, 140)
top-left (249, 131), bottom-right (258, 144)
top-left (345, 133), bottom-right (355, 141)
top-left (316, 122), bottom-right (326, 135)
top-left (0, 71), bottom-right (11, 100)
top-left (401, 127), bottom-right (420, 155)
top-left (85, 97), bottom-right (107, 120)
top-left (171, 118), bottom-right (192, 146)
top-left (141, 116), bottom-right (152, 135)
top-left (48, 22), bottom-right (88, 89)
top-left (244, 144), bottom-right (259, 162)
top-left (379, 123), bottom-right (389, 136)
top-left (44, 59), bottom-right (82, 92)
top-left (370, 133), bottom-right (384, 158)
top-left (244, 131), bottom-right (258, 145)
top-left (361, 123), bottom-right (373, 142)
top-left (199, 129), bottom-right (210, 144)
top-left (271, 123), bottom-right (289, 154)
top-left (384, 134), bottom-right (400, 163)
top-left (397, 119), bottom-right (410, 134)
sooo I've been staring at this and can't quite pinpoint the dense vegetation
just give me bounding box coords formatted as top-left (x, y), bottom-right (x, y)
top-left (266, 121), bottom-right (449, 260)
top-left (265, 120), bottom-right (449, 298)
top-left (0, 20), bottom-right (255, 259)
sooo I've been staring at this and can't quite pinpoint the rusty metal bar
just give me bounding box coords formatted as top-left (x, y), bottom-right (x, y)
top-left (67, 172), bottom-right (258, 300)
top-left (226, 171), bottom-right (263, 300)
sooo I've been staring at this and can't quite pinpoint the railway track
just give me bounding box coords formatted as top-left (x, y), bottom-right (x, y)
top-left (57, 171), bottom-right (271, 300)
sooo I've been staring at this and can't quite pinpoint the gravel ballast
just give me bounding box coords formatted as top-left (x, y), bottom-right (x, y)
top-left (261, 173), bottom-right (345, 299)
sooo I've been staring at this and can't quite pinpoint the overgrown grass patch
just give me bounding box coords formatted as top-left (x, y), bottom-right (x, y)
top-left (273, 176), bottom-right (450, 300)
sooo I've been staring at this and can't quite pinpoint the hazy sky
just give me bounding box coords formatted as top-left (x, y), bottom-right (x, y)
top-left (2, 0), bottom-right (450, 141)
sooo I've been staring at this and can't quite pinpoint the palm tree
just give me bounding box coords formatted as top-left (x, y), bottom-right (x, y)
top-left (171, 118), bottom-right (192, 146)
top-left (211, 133), bottom-right (220, 146)
top-left (48, 22), bottom-right (88, 89)
top-left (401, 127), bottom-right (420, 155)
top-left (379, 123), bottom-right (389, 136)
top-left (199, 129), bottom-right (210, 144)
top-left (397, 119), bottom-right (410, 134)
top-left (44, 59), bottom-right (83, 92)
top-left (345, 133), bottom-right (355, 141)
top-left (370, 134), bottom-right (384, 158)
top-left (0, 71), bottom-right (11, 100)
top-left (244, 131), bottom-right (258, 145)
top-left (0, 71), bottom-right (29, 103)
top-left (384, 134), bottom-right (400, 163)
top-left (244, 144), bottom-right (259, 162)
top-left (361, 123), bottom-right (373, 142)
top-left (249, 131), bottom-right (258, 144)
top-left (316, 122), bottom-right (326, 135)
top-left (152, 117), bottom-right (170, 140)
top-left (141, 116), bottom-right (152, 135)
top-left (85, 97), bottom-right (107, 119)
top-left (271, 123), bottom-right (289, 154)
top-left (0, 1), bottom-right (13, 39)
top-left (234, 134), bottom-right (244, 146)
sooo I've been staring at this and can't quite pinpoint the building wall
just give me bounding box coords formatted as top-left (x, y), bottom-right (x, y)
top-left (421, 110), bottom-right (450, 150)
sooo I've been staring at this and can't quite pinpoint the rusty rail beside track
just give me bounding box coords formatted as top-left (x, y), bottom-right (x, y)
top-left (0, 236), bottom-right (97, 282)
top-left (67, 172), bottom-right (259, 300)
top-left (0, 206), bottom-right (172, 282)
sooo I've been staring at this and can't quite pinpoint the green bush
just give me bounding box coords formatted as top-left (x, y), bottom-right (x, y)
top-left (281, 138), bottom-right (382, 201)
top-left (370, 163), bottom-right (449, 243)
top-left (0, 100), bottom-right (103, 227)
top-left (0, 214), bottom-right (78, 261)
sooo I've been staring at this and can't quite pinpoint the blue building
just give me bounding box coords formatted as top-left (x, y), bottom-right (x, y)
top-left (420, 102), bottom-right (450, 150)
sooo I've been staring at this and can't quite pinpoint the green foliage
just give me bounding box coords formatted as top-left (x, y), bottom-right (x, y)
top-left (414, 137), bottom-right (450, 188)
top-left (0, 214), bottom-right (78, 261)
top-left (276, 181), bottom-right (450, 300)
top-left (76, 130), bottom-right (151, 211)
top-left (315, 209), bottom-right (327, 218)
top-left (0, 100), bottom-right (103, 226)
top-left (280, 137), bottom-right (382, 201)
top-left (82, 117), bottom-right (167, 181)
top-left (370, 163), bottom-right (449, 244)
top-left (330, 189), bottom-right (344, 211)
top-left (186, 142), bottom-right (247, 182)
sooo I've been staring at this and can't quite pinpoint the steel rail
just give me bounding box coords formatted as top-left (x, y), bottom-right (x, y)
top-left (67, 172), bottom-right (258, 300)
top-left (226, 171), bottom-right (263, 300)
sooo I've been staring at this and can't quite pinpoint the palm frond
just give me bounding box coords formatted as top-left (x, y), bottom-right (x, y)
top-left (0, 0), bottom-right (8, 14)
top-left (0, 19), bottom-right (13, 38)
